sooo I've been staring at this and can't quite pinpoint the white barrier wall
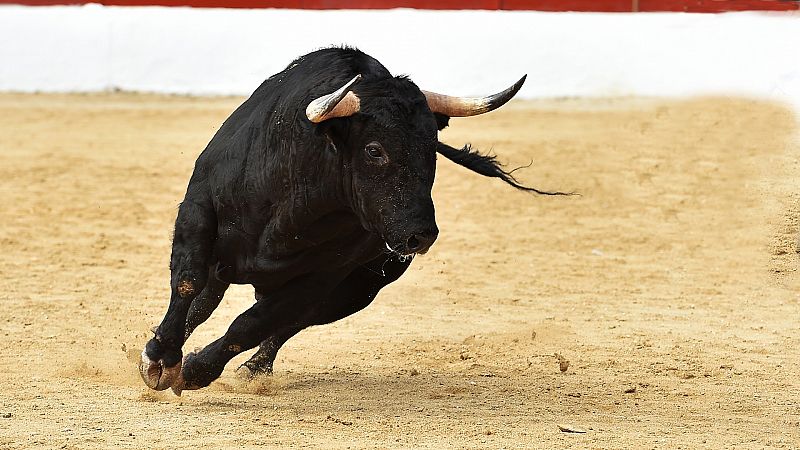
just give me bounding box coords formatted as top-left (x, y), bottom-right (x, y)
top-left (0, 5), bottom-right (799, 110)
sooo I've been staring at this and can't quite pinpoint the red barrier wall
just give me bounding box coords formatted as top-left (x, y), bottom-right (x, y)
top-left (4, 0), bottom-right (798, 11)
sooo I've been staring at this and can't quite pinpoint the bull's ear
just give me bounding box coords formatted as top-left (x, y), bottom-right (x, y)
top-left (314, 117), bottom-right (351, 152)
top-left (434, 113), bottom-right (450, 131)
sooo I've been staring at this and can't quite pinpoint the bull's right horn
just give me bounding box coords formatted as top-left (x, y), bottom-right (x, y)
top-left (423, 75), bottom-right (527, 117)
top-left (306, 74), bottom-right (362, 123)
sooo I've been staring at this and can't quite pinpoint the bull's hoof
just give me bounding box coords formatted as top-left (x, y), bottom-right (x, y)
top-left (139, 350), bottom-right (182, 391)
top-left (236, 361), bottom-right (273, 380)
top-left (235, 365), bottom-right (255, 380)
top-left (235, 365), bottom-right (264, 381)
top-left (170, 352), bottom-right (205, 396)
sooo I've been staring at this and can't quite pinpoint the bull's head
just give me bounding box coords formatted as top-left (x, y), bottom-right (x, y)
top-left (306, 74), bottom-right (564, 257)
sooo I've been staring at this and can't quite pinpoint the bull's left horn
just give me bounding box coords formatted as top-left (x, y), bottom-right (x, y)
top-left (423, 75), bottom-right (526, 117)
top-left (306, 74), bottom-right (362, 123)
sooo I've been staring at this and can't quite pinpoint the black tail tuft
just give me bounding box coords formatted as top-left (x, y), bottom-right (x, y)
top-left (436, 143), bottom-right (575, 196)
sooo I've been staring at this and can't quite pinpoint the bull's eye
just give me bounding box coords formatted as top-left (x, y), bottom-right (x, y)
top-left (364, 142), bottom-right (388, 165)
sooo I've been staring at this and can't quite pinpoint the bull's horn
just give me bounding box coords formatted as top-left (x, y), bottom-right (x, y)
top-left (423, 75), bottom-right (526, 117)
top-left (306, 74), bottom-right (362, 123)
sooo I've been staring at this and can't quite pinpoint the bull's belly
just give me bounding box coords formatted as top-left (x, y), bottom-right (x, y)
top-left (211, 231), bottom-right (385, 290)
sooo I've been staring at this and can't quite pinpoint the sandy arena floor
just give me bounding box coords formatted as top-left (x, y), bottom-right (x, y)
top-left (0, 93), bottom-right (798, 449)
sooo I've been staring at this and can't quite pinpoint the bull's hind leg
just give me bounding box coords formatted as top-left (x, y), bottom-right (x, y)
top-left (237, 291), bottom-right (291, 376)
top-left (171, 272), bottom-right (346, 393)
top-left (240, 253), bottom-right (412, 377)
top-left (140, 195), bottom-right (216, 391)
top-left (239, 328), bottom-right (296, 376)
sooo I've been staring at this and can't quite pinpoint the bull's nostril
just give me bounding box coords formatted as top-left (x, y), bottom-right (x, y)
top-left (407, 235), bottom-right (421, 252)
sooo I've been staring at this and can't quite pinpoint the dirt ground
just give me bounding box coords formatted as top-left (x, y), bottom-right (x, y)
top-left (0, 93), bottom-right (798, 449)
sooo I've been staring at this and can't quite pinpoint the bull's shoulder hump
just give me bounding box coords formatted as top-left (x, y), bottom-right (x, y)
top-left (289, 47), bottom-right (392, 81)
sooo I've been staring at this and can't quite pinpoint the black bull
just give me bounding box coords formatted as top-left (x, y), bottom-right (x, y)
top-left (140, 47), bottom-right (566, 394)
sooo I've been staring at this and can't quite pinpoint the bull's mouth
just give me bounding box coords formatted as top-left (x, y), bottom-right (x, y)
top-left (384, 241), bottom-right (416, 261)
top-left (380, 223), bottom-right (438, 257)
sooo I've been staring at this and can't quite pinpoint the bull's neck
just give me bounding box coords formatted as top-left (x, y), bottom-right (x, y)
top-left (270, 135), bottom-right (356, 234)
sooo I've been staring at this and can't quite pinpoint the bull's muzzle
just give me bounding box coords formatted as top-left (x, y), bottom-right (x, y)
top-left (403, 228), bottom-right (438, 255)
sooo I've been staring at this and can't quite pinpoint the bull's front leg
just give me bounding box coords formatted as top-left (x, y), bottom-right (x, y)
top-left (140, 197), bottom-right (216, 391)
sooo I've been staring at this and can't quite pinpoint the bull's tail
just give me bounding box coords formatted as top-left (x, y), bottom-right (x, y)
top-left (436, 142), bottom-right (574, 196)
